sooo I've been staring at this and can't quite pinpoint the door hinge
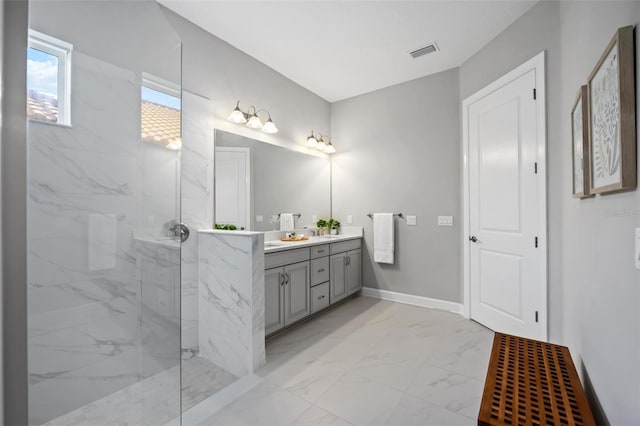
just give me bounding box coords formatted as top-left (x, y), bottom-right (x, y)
top-left (535, 236), bottom-right (538, 248)
top-left (533, 88), bottom-right (537, 100)
top-left (535, 311), bottom-right (539, 323)
top-left (534, 162), bottom-right (538, 174)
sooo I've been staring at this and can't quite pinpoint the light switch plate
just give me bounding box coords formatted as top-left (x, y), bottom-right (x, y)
top-left (438, 216), bottom-right (453, 227)
top-left (347, 215), bottom-right (353, 224)
top-left (256, 215), bottom-right (264, 223)
top-left (635, 228), bottom-right (640, 270)
top-left (407, 215), bottom-right (417, 226)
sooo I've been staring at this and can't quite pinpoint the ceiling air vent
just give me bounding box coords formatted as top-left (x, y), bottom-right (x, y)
top-left (410, 43), bottom-right (439, 59)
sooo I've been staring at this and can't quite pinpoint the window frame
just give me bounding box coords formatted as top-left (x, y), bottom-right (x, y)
top-left (27, 30), bottom-right (73, 126)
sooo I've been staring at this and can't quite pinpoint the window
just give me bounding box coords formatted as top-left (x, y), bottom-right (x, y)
top-left (27, 30), bottom-right (72, 125)
top-left (141, 75), bottom-right (181, 150)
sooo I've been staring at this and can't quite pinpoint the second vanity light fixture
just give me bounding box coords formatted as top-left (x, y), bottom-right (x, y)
top-left (227, 101), bottom-right (278, 134)
top-left (306, 131), bottom-right (336, 154)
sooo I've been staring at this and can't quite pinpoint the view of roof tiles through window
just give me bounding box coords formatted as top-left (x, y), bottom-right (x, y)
top-left (27, 95), bottom-right (181, 146)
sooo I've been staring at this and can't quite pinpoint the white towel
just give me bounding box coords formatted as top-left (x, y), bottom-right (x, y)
top-left (279, 213), bottom-right (295, 231)
top-left (374, 213), bottom-right (394, 264)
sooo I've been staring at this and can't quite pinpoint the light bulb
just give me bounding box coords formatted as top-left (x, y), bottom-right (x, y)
top-left (246, 114), bottom-right (263, 129)
top-left (324, 142), bottom-right (336, 154)
top-left (316, 139), bottom-right (327, 152)
top-left (262, 116), bottom-right (278, 134)
top-left (227, 102), bottom-right (247, 124)
top-left (306, 133), bottom-right (318, 148)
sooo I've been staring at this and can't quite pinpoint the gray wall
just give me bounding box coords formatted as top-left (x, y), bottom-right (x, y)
top-left (557, 3), bottom-right (640, 424)
top-left (331, 69), bottom-right (461, 303)
top-left (161, 8), bottom-right (331, 155)
top-left (460, 1), bottom-right (640, 423)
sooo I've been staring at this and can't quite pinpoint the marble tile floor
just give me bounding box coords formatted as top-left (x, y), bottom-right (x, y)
top-left (43, 356), bottom-right (237, 426)
top-left (199, 295), bottom-right (494, 426)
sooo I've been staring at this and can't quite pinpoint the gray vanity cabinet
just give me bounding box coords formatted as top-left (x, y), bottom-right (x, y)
top-left (265, 267), bottom-right (285, 335)
top-left (329, 254), bottom-right (348, 303)
top-left (330, 247), bottom-right (362, 303)
top-left (283, 261), bottom-right (311, 325)
top-left (346, 249), bottom-right (362, 295)
top-left (265, 249), bottom-right (311, 336)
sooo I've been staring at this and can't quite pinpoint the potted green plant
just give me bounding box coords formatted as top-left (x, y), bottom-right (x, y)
top-left (316, 219), bottom-right (328, 235)
top-left (328, 218), bottom-right (341, 235)
top-left (214, 223), bottom-right (238, 231)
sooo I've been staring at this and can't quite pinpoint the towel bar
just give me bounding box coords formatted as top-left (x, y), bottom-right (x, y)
top-left (366, 213), bottom-right (403, 219)
top-left (276, 213), bottom-right (301, 220)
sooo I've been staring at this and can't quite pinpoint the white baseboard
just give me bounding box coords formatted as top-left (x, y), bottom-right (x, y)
top-left (361, 287), bottom-right (463, 315)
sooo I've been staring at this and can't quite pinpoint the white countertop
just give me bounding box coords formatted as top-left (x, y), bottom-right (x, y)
top-left (264, 234), bottom-right (362, 254)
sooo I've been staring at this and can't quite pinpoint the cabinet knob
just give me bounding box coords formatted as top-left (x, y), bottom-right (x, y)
top-left (318, 295), bottom-right (325, 300)
top-left (318, 249), bottom-right (325, 253)
top-left (318, 268), bottom-right (325, 273)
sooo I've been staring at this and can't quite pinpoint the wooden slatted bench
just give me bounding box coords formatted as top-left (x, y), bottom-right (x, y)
top-left (479, 333), bottom-right (596, 426)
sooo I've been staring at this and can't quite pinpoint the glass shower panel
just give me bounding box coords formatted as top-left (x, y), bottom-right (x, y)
top-left (26, 1), bottom-right (182, 425)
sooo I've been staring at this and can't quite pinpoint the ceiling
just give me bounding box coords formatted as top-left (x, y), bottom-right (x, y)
top-left (159, 0), bottom-right (538, 102)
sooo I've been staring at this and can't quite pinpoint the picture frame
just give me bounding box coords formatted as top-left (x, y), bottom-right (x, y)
top-left (588, 25), bottom-right (636, 194)
top-left (572, 86), bottom-right (592, 198)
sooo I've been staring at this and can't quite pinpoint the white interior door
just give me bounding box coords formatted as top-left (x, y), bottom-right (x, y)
top-left (466, 66), bottom-right (544, 340)
top-left (215, 147), bottom-right (250, 230)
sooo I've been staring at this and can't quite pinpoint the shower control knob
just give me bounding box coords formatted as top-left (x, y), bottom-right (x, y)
top-left (180, 224), bottom-right (190, 243)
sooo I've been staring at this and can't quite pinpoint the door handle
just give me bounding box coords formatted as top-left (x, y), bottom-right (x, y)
top-left (469, 235), bottom-right (478, 243)
top-left (346, 256), bottom-right (351, 265)
top-left (284, 272), bottom-right (290, 285)
top-left (318, 268), bottom-right (325, 273)
top-left (279, 272), bottom-right (284, 286)
top-left (318, 295), bottom-right (326, 300)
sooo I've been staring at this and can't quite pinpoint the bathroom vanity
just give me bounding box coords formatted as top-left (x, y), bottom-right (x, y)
top-left (264, 235), bottom-right (362, 336)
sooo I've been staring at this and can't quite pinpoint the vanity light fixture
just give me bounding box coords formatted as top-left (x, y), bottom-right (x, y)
top-left (227, 101), bottom-right (278, 134)
top-left (305, 130), bottom-right (335, 154)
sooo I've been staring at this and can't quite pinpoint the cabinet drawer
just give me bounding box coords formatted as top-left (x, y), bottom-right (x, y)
top-left (310, 257), bottom-right (329, 286)
top-left (265, 247), bottom-right (310, 269)
top-left (310, 244), bottom-right (329, 259)
top-left (311, 282), bottom-right (330, 313)
top-left (330, 238), bottom-right (361, 255)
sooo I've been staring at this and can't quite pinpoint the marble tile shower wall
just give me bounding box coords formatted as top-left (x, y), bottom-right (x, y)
top-left (180, 92), bottom-right (214, 359)
top-left (27, 52), bottom-right (176, 424)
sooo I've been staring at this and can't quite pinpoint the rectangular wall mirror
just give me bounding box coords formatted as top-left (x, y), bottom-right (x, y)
top-left (214, 129), bottom-right (331, 231)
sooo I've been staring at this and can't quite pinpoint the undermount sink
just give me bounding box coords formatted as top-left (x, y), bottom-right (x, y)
top-left (314, 235), bottom-right (342, 239)
top-left (264, 241), bottom-right (287, 247)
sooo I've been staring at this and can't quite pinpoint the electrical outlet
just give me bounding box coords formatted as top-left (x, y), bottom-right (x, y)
top-left (438, 216), bottom-right (453, 227)
top-left (347, 215), bottom-right (353, 224)
top-left (407, 215), bottom-right (417, 226)
top-left (256, 215), bottom-right (264, 223)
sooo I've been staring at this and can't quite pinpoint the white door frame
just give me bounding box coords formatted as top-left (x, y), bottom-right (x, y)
top-left (462, 51), bottom-right (548, 340)
top-left (214, 146), bottom-right (251, 230)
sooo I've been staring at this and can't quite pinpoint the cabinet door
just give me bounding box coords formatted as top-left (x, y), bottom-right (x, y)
top-left (284, 261), bottom-right (311, 325)
top-left (347, 249), bottom-right (362, 295)
top-left (265, 267), bottom-right (285, 335)
top-left (330, 253), bottom-right (348, 303)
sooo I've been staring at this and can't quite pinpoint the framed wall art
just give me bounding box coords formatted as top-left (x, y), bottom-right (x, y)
top-left (588, 25), bottom-right (636, 194)
top-left (572, 86), bottom-right (592, 198)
